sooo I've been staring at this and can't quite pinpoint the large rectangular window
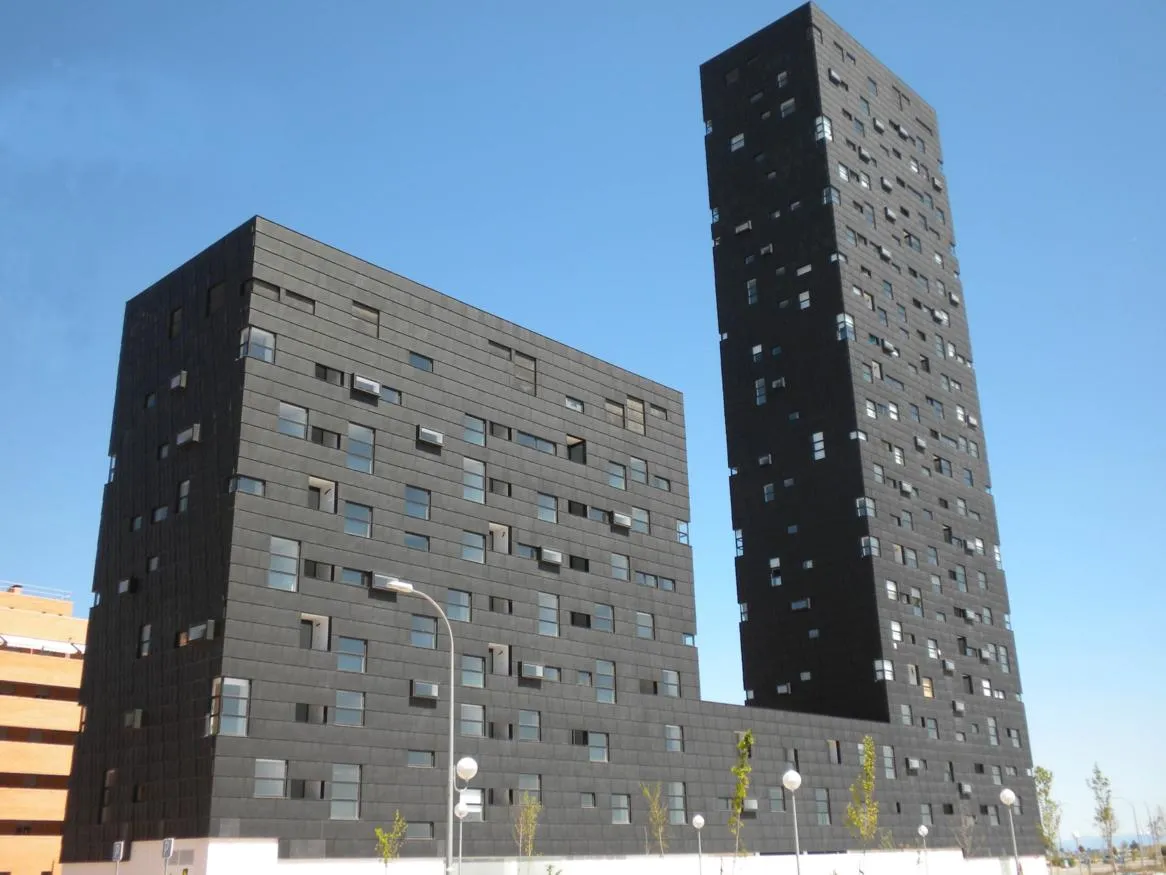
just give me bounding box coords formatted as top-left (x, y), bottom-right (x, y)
top-left (518, 710), bottom-right (541, 742)
top-left (332, 691), bottom-right (365, 726)
top-left (335, 637), bottom-right (367, 673)
top-left (813, 788), bottom-right (831, 825)
top-left (411, 615), bottom-right (437, 649)
top-left (240, 326), bottom-right (275, 362)
top-left (611, 554), bottom-right (630, 581)
top-left (346, 424), bottom-right (375, 473)
top-left (330, 764), bottom-right (361, 820)
top-left (612, 793), bottom-right (630, 824)
top-left (254, 758), bottom-right (286, 798)
top-left (536, 492), bottom-right (557, 523)
top-left (268, 537), bottom-right (299, 591)
top-left (463, 414), bottom-right (486, 446)
top-left (596, 660), bottom-right (616, 704)
top-left (537, 592), bottom-right (559, 637)
top-left (405, 486), bottom-right (430, 520)
top-left (462, 458), bottom-right (486, 503)
top-left (666, 782), bottom-right (687, 825)
top-left (635, 611), bottom-right (655, 640)
top-left (343, 501), bottom-right (372, 537)
top-left (277, 402), bottom-right (308, 438)
top-left (460, 703), bottom-right (485, 737)
top-left (607, 461), bottom-right (627, 490)
top-left (447, 589), bottom-right (471, 622)
top-left (210, 677), bottom-right (250, 736)
top-left (665, 724), bottom-right (684, 753)
top-left (461, 655), bottom-right (485, 688)
top-left (461, 531), bottom-right (486, 563)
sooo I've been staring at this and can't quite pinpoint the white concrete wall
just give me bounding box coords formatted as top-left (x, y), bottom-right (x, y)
top-left (61, 839), bottom-right (1048, 875)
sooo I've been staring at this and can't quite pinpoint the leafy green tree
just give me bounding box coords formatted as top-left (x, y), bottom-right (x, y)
top-left (1033, 766), bottom-right (1063, 856)
top-left (374, 810), bottom-right (408, 867)
top-left (845, 734), bottom-right (880, 865)
top-left (1086, 764), bottom-right (1118, 866)
top-left (640, 782), bottom-right (669, 855)
top-left (513, 791), bottom-right (543, 859)
top-left (728, 730), bottom-right (755, 858)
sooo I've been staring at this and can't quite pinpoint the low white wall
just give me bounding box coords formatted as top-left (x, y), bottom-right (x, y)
top-left (61, 839), bottom-right (1048, 875)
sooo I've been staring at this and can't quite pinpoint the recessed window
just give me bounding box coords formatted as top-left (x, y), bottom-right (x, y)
top-left (409, 351), bottom-right (434, 372)
top-left (518, 710), bottom-right (541, 742)
top-left (462, 458), bottom-right (486, 503)
top-left (346, 424), bottom-right (375, 473)
top-left (329, 764), bottom-right (361, 820)
top-left (411, 615), bottom-right (437, 649)
top-left (567, 436), bottom-right (587, 464)
top-left (596, 660), bottom-right (616, 704)
top-left (612, 793), bottom-right (630, 824)
top-left (335, 637), bottom-right (367, 673)
top-left (267, 538), bottom-right (299, 591)
top-left (277, 402), bottom-right (308, 439)
top-left (447, 589), bottom-right (471, 623)
top-left (607, 461), bottom-right (627, 490)
top-left (351, 300), bottom-right (380, 334)
top-left (404, 486), bottom-right (431, 520)
top-left (405, 532), bottom-right (430, 551)
top-left (254, 758), bottom-right (287, 798)
top-left (537, 592), bottom-right (559, 637)
top-left (460, 703), bottom-right (485, 737)
top-left (461, 655), bottom-right (485, 688)
top-left (611, 553), bottom-right (630, 581)
top-left (536, 492), bottom-right (558, 523)
top-left (461, 531), bottom-right (486, 563)
top-left (314, 363), bottom-right (344, 386)
top-left (308, 477), bottom-right (337, 513)
top-left (176, 479), bottom-right (190, 513)
top-left (407, 750), bottom-right (436, 768)
top-left (239, 326), bottom-right (275, 362)
top-left (635, 611), bottom-right (655, 640)
top-left (463, 414), bottom-right (486, 446)
top-left (343, 501), bottom-right (371, 537)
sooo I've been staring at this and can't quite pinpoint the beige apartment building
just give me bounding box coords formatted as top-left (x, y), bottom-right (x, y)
top-left (0, 583), bottom-right (86, 875)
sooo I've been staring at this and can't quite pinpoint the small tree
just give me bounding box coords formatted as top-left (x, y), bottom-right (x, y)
top-left (1147, 806), bottom-right (1164, 861)
top-left (728, 730), bottom-right (755, 859)
top-left (374, 810), bottom-right (408, 868)
top-left (1087, 763), bottom-right (1118, 866)
top-left (513, 791), bottom-right (542, 859)
top-left (845, 735), bottom-right (880, 872)
top-left (1033, 766), bottom-right (1063, 857)
top-left (953, 800), bottom-right (978, 859)
top-left (641, 781), bottom-right (669, 855)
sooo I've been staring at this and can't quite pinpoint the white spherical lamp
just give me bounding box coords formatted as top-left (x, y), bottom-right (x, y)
top-left (999, 787), bottom-right (1017, 807)
top-left (456, 756), bottom-right (479, 783)
top-left (692, 814), bottom-right (705, 830)
top-left (782, 768), bottom-right (802, 792)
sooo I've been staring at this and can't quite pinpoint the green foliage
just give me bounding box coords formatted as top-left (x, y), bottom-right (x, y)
top-left (513, 791), bottom-right (543, 858)
top-left (1087, 763), bottom-right (1118, 860)
top-left (374, 810), bottom-right (408, 866)
top-left (1033, 766), bottom-right (1063, 856)
top-left (844, 735), bottom-right (880, 848)
top-left (640, 782), bottom-right (669, 855)
top-left (728, 730), bottom-right (755, 856)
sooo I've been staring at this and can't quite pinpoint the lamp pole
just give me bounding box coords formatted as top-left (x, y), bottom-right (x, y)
top-left (783, 769), bottom-right (803, 875)
top-left (1073, 830), bottom-right (1086, 874)
top-left (999, 788), bottom-right (1020, 875)
top-left (692, 814), bottom-right (705, 875)
top-left (385, 578), bottom-right (457, 874)
top-left (918, 824), bottom-right (930, 875)
top-left (454, 756), bottom-right (478, 875)
top-left (1115, 796), bottom-right (1143, 863)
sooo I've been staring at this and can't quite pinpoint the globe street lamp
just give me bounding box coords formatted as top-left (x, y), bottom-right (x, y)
top-left (692, 814), bottom-right (705, 875)
top-left (383, 577), bottom-right (457, 874)
top-left (454, 757), bottom-right (478, 875)
top-left (782, 769), bottom-right (803, 875)
top-left (999, 788), bottom-right (1020, 875)
top-left (918, 824), bottom-right (930, 875)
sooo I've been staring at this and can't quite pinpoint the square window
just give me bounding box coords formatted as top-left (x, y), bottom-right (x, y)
top-left (343, 501), bottom-right (372, 537)
top-left (409, 351), bottom-right (434, 372)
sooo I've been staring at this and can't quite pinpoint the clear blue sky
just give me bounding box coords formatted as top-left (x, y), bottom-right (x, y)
top-left (2, 0), bottom-right (1162, 845)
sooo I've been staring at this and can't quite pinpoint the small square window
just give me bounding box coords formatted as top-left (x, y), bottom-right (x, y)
top-left (409, 351), bottom-right (434, 372)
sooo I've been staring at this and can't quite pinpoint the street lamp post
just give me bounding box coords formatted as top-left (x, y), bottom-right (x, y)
top-left (1000, 788), bottom-right (1020, 875)
top-left (1115, 797), bottom-right (1143, 864)
top-left (454, 756), bottom-right (478, 875)
top-left (782, 769), bottom-right (803, 875)
top-left (1073, 831), bottom-right (1086, 874)
top-left (692, 814), bottom-right (705, 875)
top-left (384, 577), bottom-right (457, 874)
top-left (918, 824), bottom-right (930, 875)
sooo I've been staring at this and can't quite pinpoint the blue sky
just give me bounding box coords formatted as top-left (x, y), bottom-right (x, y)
top-left (1, 0), bottom-right (1163, 845)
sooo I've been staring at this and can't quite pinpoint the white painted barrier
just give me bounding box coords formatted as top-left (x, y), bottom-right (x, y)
top-left (60, 838), bottom-right (1049, 875)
